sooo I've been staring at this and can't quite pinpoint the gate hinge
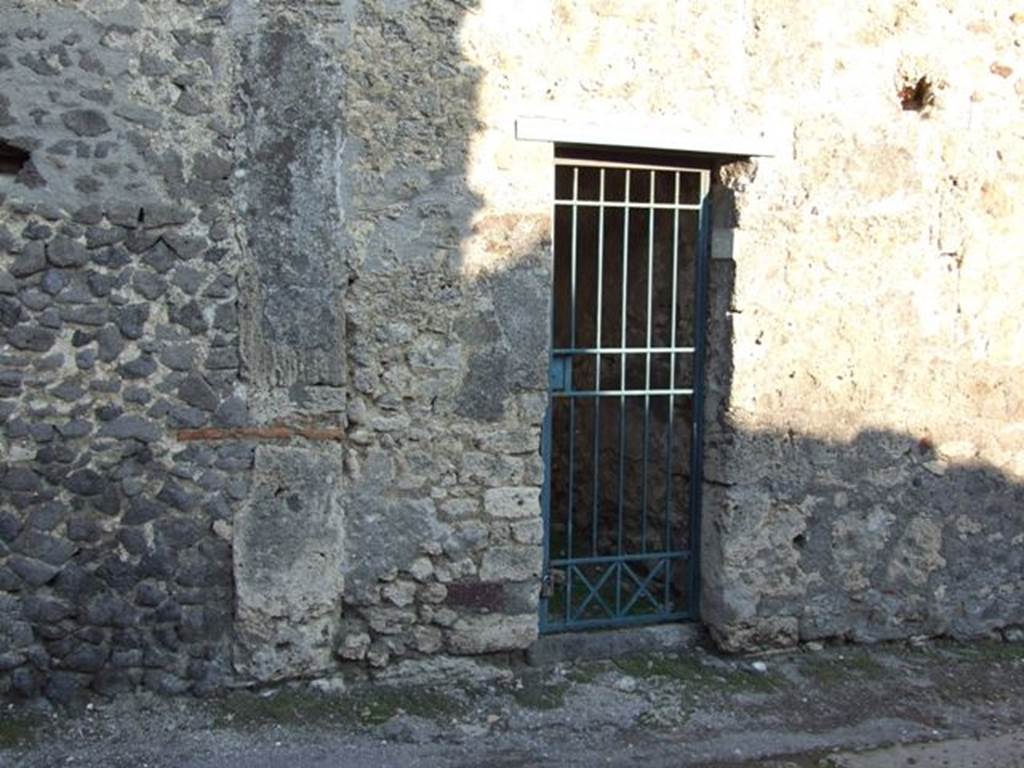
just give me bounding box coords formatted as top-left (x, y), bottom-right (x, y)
top-left (540, 571), bottom-right (555, 598)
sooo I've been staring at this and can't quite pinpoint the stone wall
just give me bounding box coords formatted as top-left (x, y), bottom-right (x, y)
top-left (1, 0), bottom-right (1022, 704)
top-left (0, 1), bottom-right (246, 702)
top-left (0, 0), bottom-right (549, 702)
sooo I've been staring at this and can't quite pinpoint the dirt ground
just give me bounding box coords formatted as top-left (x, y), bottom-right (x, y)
top-left (2, 638), bottom-right (1023, 767)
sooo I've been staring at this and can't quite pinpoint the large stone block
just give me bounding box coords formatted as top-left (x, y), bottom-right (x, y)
top-left (446, 614), bottom-right (538, 655)
top-left (484, 486), bottom-right (540, 519)
top-left (479, 545), bottom-right (542, 582)
top-left (233, 445), bottom-right (346, 682)
top-left (236, 14), bottom-right (350, 392)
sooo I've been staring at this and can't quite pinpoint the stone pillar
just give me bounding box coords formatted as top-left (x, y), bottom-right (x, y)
top-left (229, 6), bottom-right (353, 680)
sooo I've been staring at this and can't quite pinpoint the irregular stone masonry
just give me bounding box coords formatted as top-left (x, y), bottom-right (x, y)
top-left (0, 0), bottom-right (1022, 704)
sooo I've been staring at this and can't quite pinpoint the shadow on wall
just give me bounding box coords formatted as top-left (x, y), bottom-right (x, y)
top-left (699, 254), bottom-right (1024, 652)
top-left (234, 0), bottom-right (558, 679)
top-left (701, 422), bottom-right (1024, 651)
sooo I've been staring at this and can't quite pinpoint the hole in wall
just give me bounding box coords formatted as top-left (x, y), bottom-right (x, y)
top-left (0, 140), bottom-right (30, 176)
top-left (899, 76), bottom-right (934, 111)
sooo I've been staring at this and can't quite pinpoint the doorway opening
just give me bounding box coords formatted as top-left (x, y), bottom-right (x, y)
top-left (541, 145), bottom-right (711, 632)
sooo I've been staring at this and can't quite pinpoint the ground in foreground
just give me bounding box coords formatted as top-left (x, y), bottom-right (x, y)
top-left (3, 639), bottom-right (1023, 767)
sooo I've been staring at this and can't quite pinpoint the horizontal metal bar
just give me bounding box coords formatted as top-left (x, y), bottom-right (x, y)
top-left (552, 346), bottom-right (695, 355)
top-left (554, 157), bottom-right (710, 174)
top-left (550, 551), bottom-right (691, 567)
top-left (555, 200), bottom-right (702, 211)
top-left (551, 388), bottom-right (694, 398)
top-left (541, 610), bottom-right (693, 634)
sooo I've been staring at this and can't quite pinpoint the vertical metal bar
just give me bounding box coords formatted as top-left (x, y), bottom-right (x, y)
top-left (640, 171), bottom-right (655, 554)
top-left (664, 171), bottom-right (681, 610)
top-left (540, 159), bottom-right (557, 633)
top-left (591, 169), bottom-right (605, 557)
top-left (687, 170), bottom-right (711, 618)
top-left (566, 167), bottom-right (579, 623)
top-left (615, 169), bottom-right (630, 617)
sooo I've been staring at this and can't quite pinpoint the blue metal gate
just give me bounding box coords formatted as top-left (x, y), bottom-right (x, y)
top-left (541, 148), bottom-right (710, 632)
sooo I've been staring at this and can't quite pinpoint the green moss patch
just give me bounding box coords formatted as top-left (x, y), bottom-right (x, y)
top-left (512, 682), bottom-right (569, 711)
top-left (212, 684), bottom-right (470, 731)
top-left (0, 714), bottom-right (42, 750)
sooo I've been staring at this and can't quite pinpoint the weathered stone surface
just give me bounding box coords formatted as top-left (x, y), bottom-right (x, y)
top-left (233, 445), bottom-right (346, 682)
top-left (446, 615), bottom-right (538, 655)
top-left (484, 487), bottom-right (539, 519)
top-left (61, 109), bottom-right (110, 137)
top-left (336, 631), bottom-right (370, 661)
top-left (10, 243), bottom-right (47, 277)
top-left (46, 236), bottom-right (87, 267)
top-left (7, 325), bottom-right (56, 352)
top-left (479, 546), bottom-right (542, 583)
top-left (98, 415), bottom-right (161, 442)
top-left (177, 373), bottom-right (217, 412)
top-left (236, 14), bottom-right (348, 391)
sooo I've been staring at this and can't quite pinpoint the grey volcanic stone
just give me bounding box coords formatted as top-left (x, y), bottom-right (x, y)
top-left (45, 671), bottom-right (84, 705)
top-left (41, 269), bottom-right (67, 295)
top-left (86, 226), bottom-right (124, 248)
top-left (163, 233), bottom-right (204, 260)
top-left (142, 204), bottom-right (192, 229)
top-left (99, 415), bottom-right (161, 442)
top-left (20, 287), bottom-right (51, 311)
top-left (171, 265), bottom-right (203, 294)
top-left (115, 304), bottom-right (149, 339)
top-left (65, 469), bottom-right (105, 496)
top-left (122, 499), bottom-right (163, 527)
top-left (15, 530), bottom-right (78, 566)
top-left (142, 241), bottom-right (176, 273)
top-left (96, 325), bottom-right (125, 362)
top-left (0, 567), bottom-right (20, 590)
top-left (213, 396), bottom-right (248, 427)
top-left (158, 343), bottom-right (195, 370)
top-left (178, 373), bottom-right (217, 411)
top-left (170, 300), bottom-right (207, 335)
top-left (125, 229), bottom-right (161, 254)
top-left (8, 325), bottom-right (56, 351)
top-left (73, 205), bottom-right (103, 225)
top-left (62, 109), bottom-right (110, 136)
top-left (0, 510), bottom-right (23, 542)
top-left (114, 104), bottom-right (163, 130)
top-left (193, 152), bottom-right (232, 181)
top-left (8, 555), bottom-right (60, 586)
top-left (140, 52), bottom-right (173, 76)
top-left (0, 271), bottom-right (17, 294)
top-left (67, 517), bottom-right (101, 542)
top-left (174, 90), bottom-right (209, 116)
top-left (47, 236), bottom-right (88, 267)
top-left (120, 354), bottom-right (157, 379)
top-left (86, 271), bottom-right (115, 297)
top-left (38, 307), bottom-right (62, 329)
top-left (132, 270), bottom-right (167, 300)
top-left (0, 296), bottom-right (23, 325)
top-left (63, 642), bottom-right (109, 673)
top-left (10, 242), bottom-right (47, 277)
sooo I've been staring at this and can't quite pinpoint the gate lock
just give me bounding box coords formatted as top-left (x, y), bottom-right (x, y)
top-left (549, 354), bottom-right (571, 392)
